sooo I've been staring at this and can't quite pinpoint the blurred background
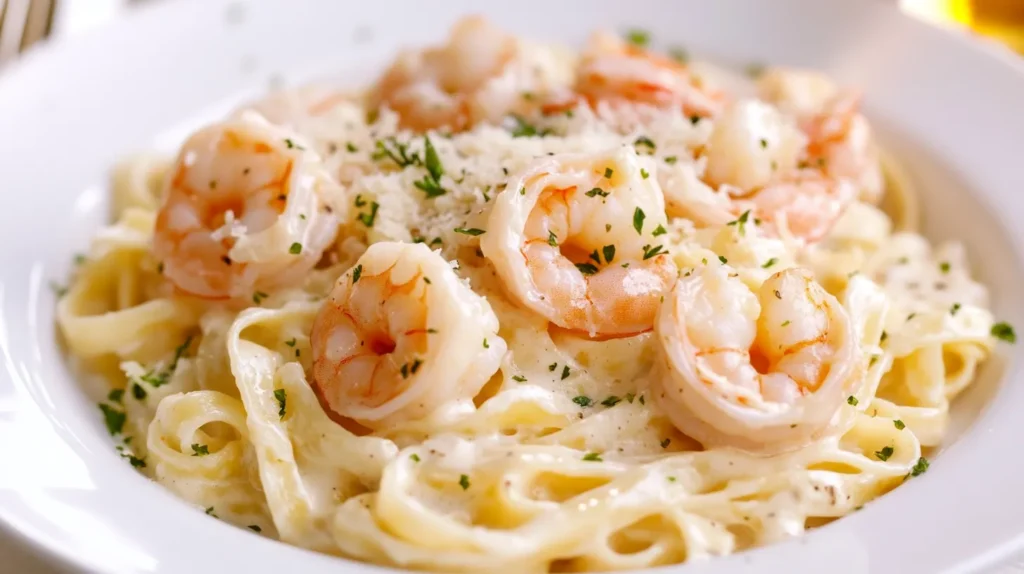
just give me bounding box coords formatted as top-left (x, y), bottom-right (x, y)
top-left (1, 0), bottom-right (1024, 67)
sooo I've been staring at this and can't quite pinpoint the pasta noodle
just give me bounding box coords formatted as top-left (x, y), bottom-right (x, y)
top-left (56, 18), bottom-right (1011, 573)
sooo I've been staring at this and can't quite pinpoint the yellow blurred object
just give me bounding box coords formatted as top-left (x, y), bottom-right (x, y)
top-left (901, 0), bottom-right (1024, 54)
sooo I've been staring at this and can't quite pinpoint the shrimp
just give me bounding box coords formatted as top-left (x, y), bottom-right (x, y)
top-left (233, 85), bottom-right (352, 129)
top-left (653, 264), bottom-right (861, 454)
top-left (310, 242), bottom-right (506, 428)
top-left (688, 99), bottom-right (857, 242)
top-left (758, 68), bottom-right (884, 204)
top-left (480, 147), bottom-right (677, 337)
top-left (153, 114), bottom-right (341, 300)
top-left (572, 31), bottom-right (727, 118)
top-left (368, 16), bottom-right (573, 132)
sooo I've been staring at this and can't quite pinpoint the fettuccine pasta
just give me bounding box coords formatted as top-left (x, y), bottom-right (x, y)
top-left (56, 17), bottom-right (1014, 573)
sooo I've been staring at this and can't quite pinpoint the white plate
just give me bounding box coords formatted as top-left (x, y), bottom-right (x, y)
top-left (1, 0), bottom-right (1023, 572)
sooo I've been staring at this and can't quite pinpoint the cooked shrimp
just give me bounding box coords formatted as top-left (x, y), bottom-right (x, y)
top-left (153, 114), bottom-right (341, 299)
top-left (481, 147), bottom-right (677, 337)
top-left (233, 85), bottom-right (352, 128)
top-left (368, 16), bottom-right (573, 132)
top-left (310, 242), bottom-right (506, 428)
top-left (653, 264), bottom-right (861, 454)
top-left (573, 31), bottom-right (727, 118)
top-left (690, 99), bottom-right (857, 242)
top-left (758, 68), bottom-right (884, 204)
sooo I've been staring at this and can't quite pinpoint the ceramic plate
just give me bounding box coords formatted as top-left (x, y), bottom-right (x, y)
top-left (1, 0), bottom-right (1023, 572)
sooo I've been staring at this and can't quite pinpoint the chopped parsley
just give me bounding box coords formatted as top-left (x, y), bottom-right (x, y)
top-left (625, 393), bottom-right (636, 403)
top-left (248, 525), bottom-right (262, 532)
top-left (910, 456), bottom-right (930, 477)
top-left (575, 262), bottom-right (599, 275)
top-left (512, 375), bottom-right (527, 383)
top-left (548, 363), bottom-right (557, 372)
top-left (412, 135), bottom-right (447, 198)
top-left (847, 395), bottom-right (859, 406)
top-left (633, 208), bottom-right (645, 234)
top-left (718, 255), bottom-right (728, 264)
top-left (274, 389), bottom-right (287, 419)
top-left (137, 336), bottom-right (193, 388)
top-left (759, 138), bottom-right (768, 149)
top-left (664, 156), bottom-right (678, 165)
top-left (652, 224), bottom-right (667, 237)
top-left (762, 257), bottom-right (778, 269)
top-left (604, 167), bottom-right (614, 179)
top-left (410, 453), bottom-right (421, 462)
top-left (548, 231), bottom-right (558, 246)
top-left (660, 438), bottom-right (671, 448)
top-left (253, 291), bottom-right (268, 304)
top-left (640, 168), bottom-right (649, 179)
top-left (561, 365), bottom-right (571, 380)
top-left (131, 383), bottom-right (147, 400)
top-left (205, 506), bottom-right (217, 517)
top-left (602, 245), bottom-right (616, 264)
top-left (346, 142), bottom-right (358, 153)
top-left (454, 227), bottom-right (486, 236)
top-left (939, 261), bottom-right (951, 273)
top-left (283, 138), bottom-right (303, 150)
top-left (643, 244), bottom-right (666, 260)
top-left (625, 29), bottom-right (649, 47)
top-left (352, 264), bottom-right (362, 284)
top-left (483, 338), bottom-right (490, 349)
top-left (894, 419), bottom-right (906, 430)
top-left (121, 452), bottom-right (146, 468)
top-left (357, 201), bottom-right (380, 227)
top-left (726, 210), bottom-right (752, 236)
top-left (108, 389), bottom-right (124, 404)
top-left (288, 242), bottom-right (302, 255)
top-left (508, 114), bottom-right (549, 138)
top-left (373, 137), bottom-right (420, 168)
top-left (191, 443), bottom-right (210, 456)
top-left (874, 445), bottom-right (894, 461)
top-left (99, 403), bottom-right (126, 436)
top-left (600, 396), bottom-right (621, 407)
top-left (585, 187), bottom-right (609, 198)
top-left (573, 395), bottom-right (593, 407)
top-left (880, 331), bottom-right (888, 343)
top-left (582, 452), bottom-right (603, 462)
top-left (634, 135), bottom-right (656, 153)
top-left (950, 302), bottom-right (962, 315)
top-left (459, 474), bottom-right (471, 490)
top-left (991, 322), bottom-right (1016, 343)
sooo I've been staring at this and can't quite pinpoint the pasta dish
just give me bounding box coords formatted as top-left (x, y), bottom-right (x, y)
top-left (56, 17), bottom-right (1015, 572)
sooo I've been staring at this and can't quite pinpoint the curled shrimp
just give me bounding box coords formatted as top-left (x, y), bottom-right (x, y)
top-left (310, 242), bottom-right (506, 428)
top-left (758, 68), bottom-right (884, 204)
top-left (368, 16), bottom-right (572, 132)
top-left (481, 147), bottom-right (677, 337)
top-left (572, 31), bottom-right (727, 118)
top-left (153, 114), bottom-right (340, 299)
top-left (653, 264), bottom-right (861, 454)
top-left (690, 99), bottom-right (857, 242)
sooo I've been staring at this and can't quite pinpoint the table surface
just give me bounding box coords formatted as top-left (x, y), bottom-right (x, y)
top-left (1, 1), bottom-right (1022, 572)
